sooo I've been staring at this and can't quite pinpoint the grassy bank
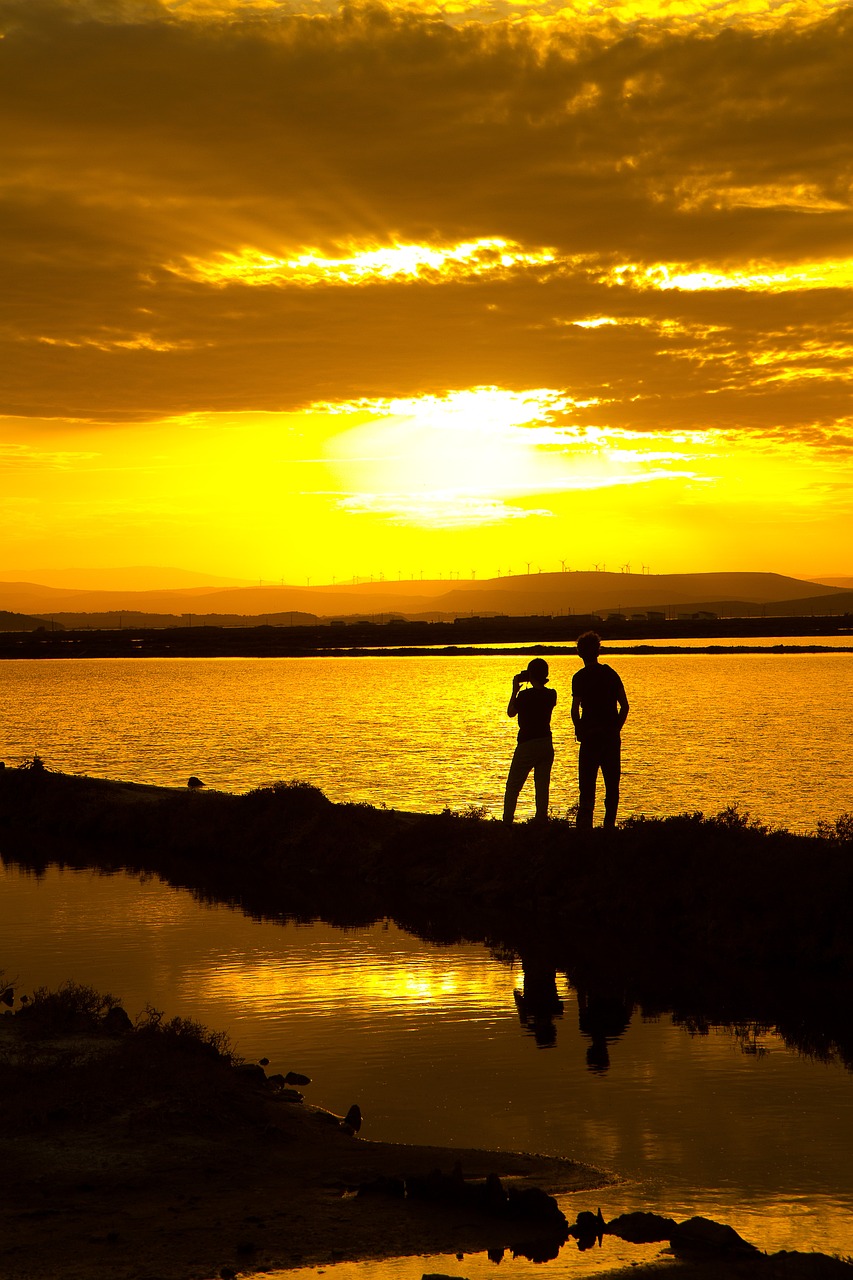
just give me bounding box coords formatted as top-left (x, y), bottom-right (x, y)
top-left (1, 764), bottom-right (852, 1069)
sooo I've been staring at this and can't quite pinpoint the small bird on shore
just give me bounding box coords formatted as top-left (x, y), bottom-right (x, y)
top-left (343, 1104), bottom-right (362, 1134)
top-left (187, 776), bottom-right (205, 789)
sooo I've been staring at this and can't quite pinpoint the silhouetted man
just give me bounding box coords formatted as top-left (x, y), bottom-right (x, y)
top-left (571, 632), bottom-right (628, 829)
top-left (503, 657), bottom-right (556, 824)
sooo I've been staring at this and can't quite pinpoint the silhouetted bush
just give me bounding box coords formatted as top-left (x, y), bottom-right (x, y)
top-left (16, 980), bottom-right (123, 1033)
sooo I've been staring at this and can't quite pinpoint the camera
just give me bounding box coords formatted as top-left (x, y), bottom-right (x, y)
top-left (516, 671), bottom-right (530, 683)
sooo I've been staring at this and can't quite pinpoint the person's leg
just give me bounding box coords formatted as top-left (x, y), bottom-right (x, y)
top-left (532, 741), bottom-right (555, 822)
top-left (503, 742), bottom-right (535, 823)
top-left (600, 738), bottom-right (622, 828)
top-left (576, 740), bottom-right (598, 829)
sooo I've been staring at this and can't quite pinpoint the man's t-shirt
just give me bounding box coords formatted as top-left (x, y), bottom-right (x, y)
top-left (572, 663), bottom-right (625, 738)
top-left (516, 685), bottom-right (557, 742)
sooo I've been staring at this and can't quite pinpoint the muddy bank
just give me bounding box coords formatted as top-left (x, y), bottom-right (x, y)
top-left (1, 766), bottom-right (852, 1069)
top-left (0, 987), bottom-right (612, 1280)
top-left (3, 984), bottom-right (852, 1280)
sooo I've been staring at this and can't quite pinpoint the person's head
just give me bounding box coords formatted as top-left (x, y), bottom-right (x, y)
top-left (576, 631), bottom-right (601, 662)
top-left (524, 657), bottom-right (549, 685)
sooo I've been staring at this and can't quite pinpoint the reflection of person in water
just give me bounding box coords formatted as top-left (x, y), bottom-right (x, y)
top-left (576, 988), bottom-right (634, 1073)
top-left (503, 658), bottom-right (557, 824)
top-left (514, 950), bottom-right (564, 1048)
top-left (571, 632), bottom-right (629, 830)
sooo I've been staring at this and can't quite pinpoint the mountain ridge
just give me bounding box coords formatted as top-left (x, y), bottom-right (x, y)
top-left (1, 570), bottom-right (847, 621)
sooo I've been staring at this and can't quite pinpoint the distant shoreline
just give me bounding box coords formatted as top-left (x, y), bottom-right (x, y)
top-left (1, 617), bottom-right (852, 661)
top-left (1, 642), bottom-right (851, 660)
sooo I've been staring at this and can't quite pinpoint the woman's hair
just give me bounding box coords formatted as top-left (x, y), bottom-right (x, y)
top-left (526, 657), bottom-right (549, 681)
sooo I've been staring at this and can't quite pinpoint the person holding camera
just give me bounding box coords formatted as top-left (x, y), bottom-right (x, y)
top-left (503, 657), bottom-right (557, 824)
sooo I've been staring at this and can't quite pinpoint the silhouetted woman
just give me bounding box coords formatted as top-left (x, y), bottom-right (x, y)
top-left (503, 657), bottom-right (557, 824)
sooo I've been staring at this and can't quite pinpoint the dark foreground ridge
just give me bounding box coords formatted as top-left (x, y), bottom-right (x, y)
top-left (2, 764), bottom-right (852, 1070)
top-left (0, 978), bottom-right (609, 1280)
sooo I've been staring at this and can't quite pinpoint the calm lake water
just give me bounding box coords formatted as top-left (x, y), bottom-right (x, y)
top-left (2, 861), bottom-right (852, 1274)
top-left (2, 651), bottom-right (852, 829)
top-left (3, 651), bottom-right (852, 1271)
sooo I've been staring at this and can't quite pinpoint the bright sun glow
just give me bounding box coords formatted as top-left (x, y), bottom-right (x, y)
top-left (320, 387), bottom-right (704, 527)
top-left (169, 239), bottom-right (556, 287)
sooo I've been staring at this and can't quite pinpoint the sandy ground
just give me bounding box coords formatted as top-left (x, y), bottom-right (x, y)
top-left (0, 1019), bottom-right (614, 1280)
top-left (3, 1023), bottom-right (851, 1280)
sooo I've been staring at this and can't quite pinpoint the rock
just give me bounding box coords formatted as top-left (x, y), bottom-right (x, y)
top-left (284, 1070), bottom-right (311, 1086)
top-left (103, 1005), bottom-right (133, 1035)
top-left (605, 1211), bottom-right (677, 1243)
top-left (511, 1236), bottom-right (564, 1263)
top-left (233, 1063), bottom-right (267, 1086)
top-left (483, 1172), bottom-right (508, 1212)
top-left (670, 1216), bottom-right (758, 1255)
top-left (343, 1103), bottom-right (362, 1133)
top-left (507, 1186), bottom-right (569, 1229)
top-left (568, 1207), bottom-right (605, 1249)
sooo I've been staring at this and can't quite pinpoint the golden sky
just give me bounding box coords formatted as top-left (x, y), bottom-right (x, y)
top-left (1, 0), bottom-right (852, 582)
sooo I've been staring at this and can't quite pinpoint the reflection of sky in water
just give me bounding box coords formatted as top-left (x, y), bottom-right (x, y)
top-left (2, 652), bottom-right (852, 829)
top-left (3, 863), bottom-right (853, 1266)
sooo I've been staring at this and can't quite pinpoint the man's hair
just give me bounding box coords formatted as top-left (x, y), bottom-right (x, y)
top-left (576, 631), bottom-right (601, 659)
top-left (526, 657), bottom-right (549, 681)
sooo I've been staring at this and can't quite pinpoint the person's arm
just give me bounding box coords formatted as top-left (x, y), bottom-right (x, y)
top-left (616, 677), bottom-right (629, 730)
top-left (571, 694), bottom-right (582, 741)
top-left (507, 674), bottom-right (524, 718)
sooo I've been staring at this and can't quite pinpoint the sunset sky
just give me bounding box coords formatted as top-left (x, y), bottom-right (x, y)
top-left (2, 0), bottom-right (852, 584)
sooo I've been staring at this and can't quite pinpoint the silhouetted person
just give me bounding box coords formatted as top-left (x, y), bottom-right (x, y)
top-left (577, 988), bottom-right (634, 1074)
top-left (514, 950), bottom-right (564, 1047)
top-left (571, 632), bottom-right (628, 830)
top-left (503, 658), bottom-right (557, 824)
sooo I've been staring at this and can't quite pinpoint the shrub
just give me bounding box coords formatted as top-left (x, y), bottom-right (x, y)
top-left (18, 980), bottom-right (122, 1032)
top-left (816, 813), bottom-right (853, 844)
top-left (134, 1004), bottom-right (238, 1064)
top-left (18, 754), bottom-right (47, 772)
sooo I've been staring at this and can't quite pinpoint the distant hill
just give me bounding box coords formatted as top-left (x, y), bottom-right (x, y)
top-left (0, 610), bottom-right (53, 632)
top-left (0, 570), bottom-right (848, 624)
top-left (0, 566), bottom-right (252, 592)
top-left (762, 592), bottom-right (853, 617)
